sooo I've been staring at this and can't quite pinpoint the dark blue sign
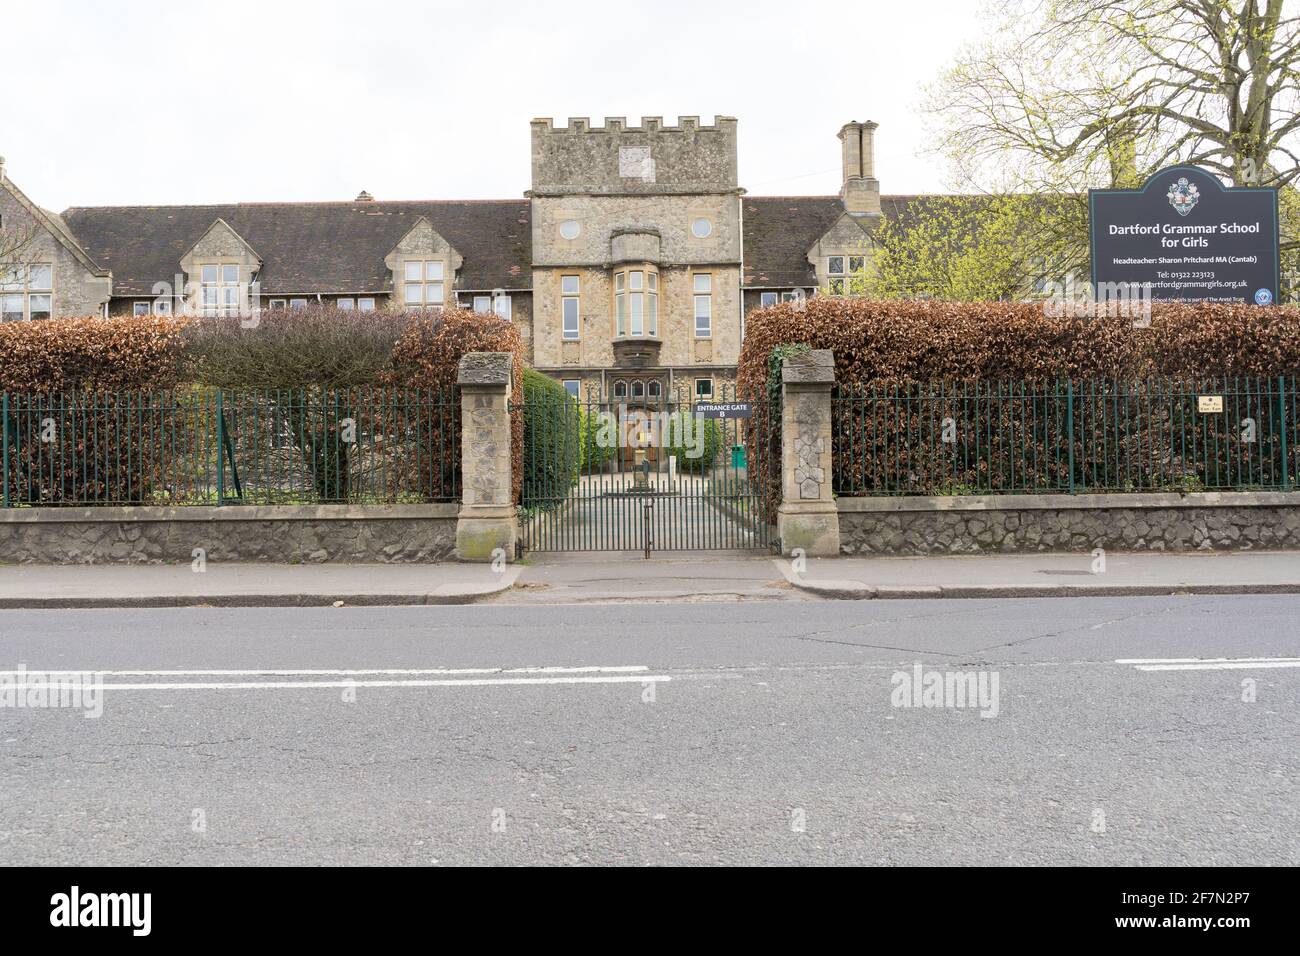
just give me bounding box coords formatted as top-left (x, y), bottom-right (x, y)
top-left (1090, 166), bottom-right (1280, 305)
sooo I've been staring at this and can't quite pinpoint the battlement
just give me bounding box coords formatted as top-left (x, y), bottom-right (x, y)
top-left (531, 116), bottom-right (738, 134)
top-left (530, 115), bottom-right (739, 196)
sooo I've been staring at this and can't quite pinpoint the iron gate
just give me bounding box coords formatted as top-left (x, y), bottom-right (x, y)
top-left (517, 385), bottom-right (773, 554)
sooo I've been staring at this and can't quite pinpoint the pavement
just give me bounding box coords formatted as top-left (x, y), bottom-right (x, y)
top-left (7, 549), bottom-right (1300, 607)
top-left (1, 596), bottom-right (1296, 865)
top-left (0, 562), bottom-right (521, 608)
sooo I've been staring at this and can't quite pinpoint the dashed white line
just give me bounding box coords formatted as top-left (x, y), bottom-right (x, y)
top-left (1117, 656), bottom-right (1300, 672)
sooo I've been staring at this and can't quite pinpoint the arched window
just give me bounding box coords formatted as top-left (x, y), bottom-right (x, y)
top-left (612, 380), bottom-right (627, 400)
top-left (630, 380), bottom-right (645, 400)
top-left (647, 380), bottom-right (662, 400)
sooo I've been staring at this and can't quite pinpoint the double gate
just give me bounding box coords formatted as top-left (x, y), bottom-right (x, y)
top-left (517, 386), bottom-right (772, 554)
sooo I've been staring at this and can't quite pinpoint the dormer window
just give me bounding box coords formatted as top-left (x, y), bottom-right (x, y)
top-left (199, 264), bottom-right (241, 316)
top-left (827, 255), bottom-right (866, 297)
top-left (614, 267), bottom-right (658, 337)
top-left (404, 260), bottom-right (445, 307)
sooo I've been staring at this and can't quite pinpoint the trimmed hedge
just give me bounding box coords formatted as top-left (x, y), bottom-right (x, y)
top-left (387, 308), bottom-right (525, 504)
top-left (0, 315), bottom-right (187, 392)
top-left (737, 299), bottom-right (1300, 511)
top-left (521, 368), bottom-right (581, 503)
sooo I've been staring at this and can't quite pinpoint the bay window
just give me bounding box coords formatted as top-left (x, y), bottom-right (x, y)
top-left (613, 267), bottom-right (658, 337)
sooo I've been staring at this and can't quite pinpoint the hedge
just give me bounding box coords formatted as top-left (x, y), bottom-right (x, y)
top-left (737, 299), bottom-right (1300, 510)
top-left (0, 316), bottom-right (189, 505)
top-left (662, 411), bottom-right (723, 474)
top-left (521, 368), bottom-right (581, 504)
top-left (387, 308), bottom-right (525, 505)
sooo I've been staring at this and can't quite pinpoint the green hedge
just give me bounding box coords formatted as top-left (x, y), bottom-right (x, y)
top-left (521, 369), bottom-right (581, 500)
top-left (663, 411), bottom-right (722, 474)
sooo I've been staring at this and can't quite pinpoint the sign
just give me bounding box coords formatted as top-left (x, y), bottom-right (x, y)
top-left (1198, 395), bottom-right (1224, 414)
top-left (695, 402), bottom-right (752, 420)
top-left (1090, 165), bottom-right (1279, 305)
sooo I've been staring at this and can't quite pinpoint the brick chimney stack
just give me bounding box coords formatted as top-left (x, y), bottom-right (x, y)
top-left (838, 121), bottom-right (881, 217)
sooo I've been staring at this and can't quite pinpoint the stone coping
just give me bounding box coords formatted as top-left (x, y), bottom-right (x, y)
top-left (837, 491), bottom-right (1299, 513)
top-left (0, 503), bottom-right (458, 524)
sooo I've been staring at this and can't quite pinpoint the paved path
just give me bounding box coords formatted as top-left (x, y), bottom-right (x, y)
top-left (1, 596), bottom-right (1295, 865)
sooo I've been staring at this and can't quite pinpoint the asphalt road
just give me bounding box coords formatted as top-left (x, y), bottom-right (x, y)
top-left (1, 596), bottom-right (1297, 865)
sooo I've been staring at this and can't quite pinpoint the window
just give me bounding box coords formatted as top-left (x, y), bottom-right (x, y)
top-left (630, 380), bottom-right (645, 400)
top-left (473, 295), bottom-right (492, 314)
top-left (559, 219), bottom-right (581, 240)
top-left (562, 379), bottom-right (581, 399)
top-left (133, 301), bottom-right (151, 317)
top-left (760, 292), bottom-right (778, 307)
top-left (647, 380), bottom-right (662, 400)
top-left (289, 298), bottom-right (308, 310)
top-left (199, 263), bottom-right (240, 316)
top-left (613, 268), bottom-right (657, 337)
top-left (612, 380), bottom-right (627, 400)
top-left (827, 255), bottom-right (866, 297)
top-left (695, 378), bottom-right (714, 399)
top-left (0, 263), bottom-right (53, 322)
top-left (561, 275), bottom-right (580, 340)
top-left (403, 260), bottom-right (445, 307)
top-left (493, 293), bottom-right (512, 321)
top-left (154, 298), bottom-right (172, 315)
top-left (268, 299), bottom-right (287, 311)
top-left (782, 291), bottom-right (801, 303)
top-left (693, 273), bottom-right (712, 338)
top-left (692, 217), bottom-right (713, 238)
top-left (338, 298), bottom-right (355, 311)
top-left (358, 298), bottom-right (375, 312)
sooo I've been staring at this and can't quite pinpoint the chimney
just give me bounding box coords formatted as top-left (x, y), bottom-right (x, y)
top-left (355, 190), bottom-right (374, 202)
top-left (838, 121), bottom-right (880, 216)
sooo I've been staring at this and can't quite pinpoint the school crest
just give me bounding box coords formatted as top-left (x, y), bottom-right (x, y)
top-left (1167, 176), bottom-right (1200, 217)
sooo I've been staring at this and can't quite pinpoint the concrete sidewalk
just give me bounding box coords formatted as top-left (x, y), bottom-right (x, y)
top-left (0, 562), bottom-right (520, 608)
top-left (775, 550), bottom-right (1300, 599)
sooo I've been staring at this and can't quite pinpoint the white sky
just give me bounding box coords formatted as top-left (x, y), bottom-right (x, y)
top-left (7, 0), bottom-right (987, 210)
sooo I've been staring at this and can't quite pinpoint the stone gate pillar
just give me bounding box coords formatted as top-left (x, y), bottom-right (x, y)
top-left (777, 349), bottom-right (840, 556)
top-left (456, 352), bottom-right (517, 561)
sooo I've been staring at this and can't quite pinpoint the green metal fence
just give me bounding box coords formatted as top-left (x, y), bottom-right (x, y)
top-left (0, 387), bottom-right (460, 507)
top-left (833, 377), bottom-right (1298, 496)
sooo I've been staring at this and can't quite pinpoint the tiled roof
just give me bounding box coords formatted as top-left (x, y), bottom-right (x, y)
top-left (741, 195), bottom-right (955, 288)
top-left (60, 200), bottom-right (533, 297)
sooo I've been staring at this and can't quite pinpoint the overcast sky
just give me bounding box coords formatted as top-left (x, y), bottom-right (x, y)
top-left (7, 0), bottom-right (987, 210)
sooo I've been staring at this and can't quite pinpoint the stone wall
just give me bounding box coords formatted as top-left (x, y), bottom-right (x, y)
top-left (0, 504), bottom-right (457, 565)
top-left (838, 493), bottom-right (1300, 554)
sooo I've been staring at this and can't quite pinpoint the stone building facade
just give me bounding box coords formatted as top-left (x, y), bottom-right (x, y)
top-left (0, 118), bottom-right (903, 397)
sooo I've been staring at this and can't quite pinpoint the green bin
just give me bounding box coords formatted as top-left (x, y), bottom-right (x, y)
top-left (731, 445), bottom-right (746, 469)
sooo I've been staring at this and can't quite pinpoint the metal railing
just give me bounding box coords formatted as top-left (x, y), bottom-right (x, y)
top-left (832, 377), bottom-right (1298, 496)
top-left (0, 387), bottom-right (460, 507)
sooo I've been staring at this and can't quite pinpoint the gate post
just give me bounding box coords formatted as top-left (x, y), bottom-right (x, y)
top-left (777, 349), bottom-right (840, 557)
top-left (455, 352), bottom-right (517, 561)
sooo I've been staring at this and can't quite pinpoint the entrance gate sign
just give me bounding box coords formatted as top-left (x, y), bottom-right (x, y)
top-left (1090, 165), bottom-right (1280, 305)
top-left (695, 402), bottom-right (753, 420)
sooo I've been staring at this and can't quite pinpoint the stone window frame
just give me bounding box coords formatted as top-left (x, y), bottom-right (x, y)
top-left (562, 379), bottom-right (581, 399)
top-left (826, 255), bottom-right (866, 297)
top-left (402, 259), bottom-right (446, 308)
top-left (694, 377), bottom-right (714, 399)
top-left (613, 266), bottom-right (658, 339)
top-left (692, 271), bottom-right (713, 339)
top-left (561, 275), bottom-right (581, 340)
top-left (197, 262), bottom-right (243, 316)
top-left (337, 297), bottom-right (377, 312)
top-left (0, 262), bottom-right (53, 322)
top-left (760, 290), bottom-right (802, 308)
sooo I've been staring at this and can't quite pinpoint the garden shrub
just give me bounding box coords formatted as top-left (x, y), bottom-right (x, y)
top-left (662, 411), bottom-right (722, 474)
top-left (521, 368), bottom-right (581, 502)
top-left (0, 315), bottom-right (189, 505)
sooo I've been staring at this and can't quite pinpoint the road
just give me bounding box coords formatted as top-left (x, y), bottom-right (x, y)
top-left (1, 595), bottom-right (1297, 865)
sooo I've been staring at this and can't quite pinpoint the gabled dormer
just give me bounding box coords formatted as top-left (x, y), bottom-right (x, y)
top-left (384, 216), bottom-right (463, 309)
top-left (180, 218), bottom-right (262, 316)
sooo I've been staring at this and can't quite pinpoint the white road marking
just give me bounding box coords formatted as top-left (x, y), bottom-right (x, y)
top-left (1117, 656), bottom-right (1300, 672)
top-left (0, 665), bottom-right (649, 678)
top-left (89, 675), bottom-right (671, 691)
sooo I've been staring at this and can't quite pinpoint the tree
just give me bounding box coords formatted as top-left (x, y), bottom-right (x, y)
top-left (0, 161), bottom-right (40, 274)
top-left (930, 1), bottom-right (1300, 192)
top-left (852, 194), bottom-right (1085, 301)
